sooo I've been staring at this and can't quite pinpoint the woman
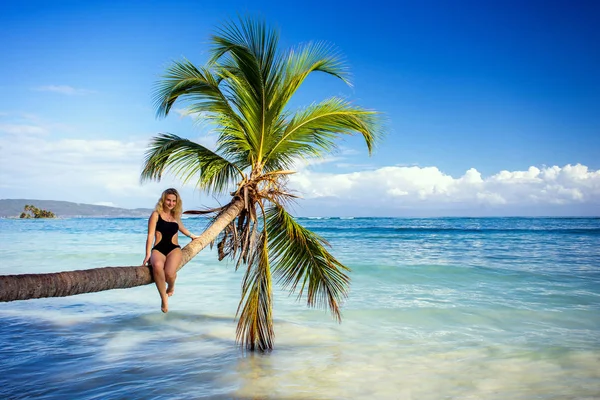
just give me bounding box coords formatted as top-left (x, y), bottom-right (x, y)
top-left (143, 188), bottom-right (198, 313)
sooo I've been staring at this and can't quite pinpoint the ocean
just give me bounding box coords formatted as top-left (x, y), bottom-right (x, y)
top-left (1, 217), bottom-right (599, 399)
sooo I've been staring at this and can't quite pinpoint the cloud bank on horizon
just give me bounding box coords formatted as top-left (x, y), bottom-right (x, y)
top-left (291, 162), bottom-right (600, 216)
top-left (0, 123), bottom-right (598, 217)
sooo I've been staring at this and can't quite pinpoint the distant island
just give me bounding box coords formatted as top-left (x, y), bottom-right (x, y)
top-left (0, 199), bottom-right (153, 218)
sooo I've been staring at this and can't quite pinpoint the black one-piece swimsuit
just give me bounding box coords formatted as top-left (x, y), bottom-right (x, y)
top-left (152, 215), bottom-right (180, 256)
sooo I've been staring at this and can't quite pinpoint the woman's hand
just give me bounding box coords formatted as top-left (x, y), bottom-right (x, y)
top-left (142, 255), bottom-right (151, 266)
top-left (190, 234), bottom-right (199, 240)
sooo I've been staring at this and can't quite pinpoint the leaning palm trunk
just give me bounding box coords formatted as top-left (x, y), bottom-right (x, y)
top-left (0, 197), bottom-right (245, 303)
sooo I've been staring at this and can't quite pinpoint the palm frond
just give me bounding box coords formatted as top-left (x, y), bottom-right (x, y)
top-left (235, 229), bottom-right (274, 351)
top-left (266, 205), bottom-right (350, 322)
top-left (153, 59), bottom-right (242, 128)
top-left (209, 17), bottom-right (286, 165)
top-left (153, 58), bottom-right (257, 169)
top-left (209, 16), bottom-right (280, 90)
top-left (270, 41), bottom-right (350, 116)
top-left (263, 97), bottom-right (382, 170)
top-left (214, 62), bottom-right (262, 158)
top-left (141, 133), bottom-right (243, 195)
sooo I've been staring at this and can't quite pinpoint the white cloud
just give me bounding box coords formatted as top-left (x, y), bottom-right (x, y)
top-left (0, 124), bottom-right (48, 135)
top-left (0, 113), bottom-right (76, 136)
top-left (193, 133), bottom-right (218, 151)
top-left (173, 108), bottom-right (191, 118)
top-left (288, 163), bottom-right (600, 214)
top-left (338, 146), bottom-right (360, 156)
top-left (0, 134), bottom-right (189, 208)
top-left (93, 202), bottom-right (118, 207)
top-left (0, 129), bottom-right (598, 215)
top-left (32, 85), bottom-right (94, 95)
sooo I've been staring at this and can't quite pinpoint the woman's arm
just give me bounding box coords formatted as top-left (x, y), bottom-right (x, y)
top-left (143, 212), bottom-right (159, 265)
top-left (179, 219), bottom-right (198, 240)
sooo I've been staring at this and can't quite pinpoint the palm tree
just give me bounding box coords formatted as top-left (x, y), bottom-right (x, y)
top-left (0, 18), bottom-right (382, 352)
top-left (18, 204), bottom-right (56, 218)
top-left (141, 17), bottom-right (382, 351)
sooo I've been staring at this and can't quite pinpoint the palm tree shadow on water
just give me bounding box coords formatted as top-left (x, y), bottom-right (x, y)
top-left (0, 311), bottom-right (326, 400)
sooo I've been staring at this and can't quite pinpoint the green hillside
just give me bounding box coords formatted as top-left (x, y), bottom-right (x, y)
top-left (0, 199), bottom-right (152, 218)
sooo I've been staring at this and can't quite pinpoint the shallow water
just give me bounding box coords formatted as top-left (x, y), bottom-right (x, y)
top-left (1, 217), bottom-right (599, 399)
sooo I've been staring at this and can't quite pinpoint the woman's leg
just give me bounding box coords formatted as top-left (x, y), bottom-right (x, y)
top-left (151, 250), bottom-right (169, 313)
top-left (165, 248), bottom-right (182, 297)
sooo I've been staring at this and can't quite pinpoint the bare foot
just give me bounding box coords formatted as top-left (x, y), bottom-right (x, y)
top-left (161, 296), bottom-right (169, 313)
top-left (166, 285), bottom-right (175, 297)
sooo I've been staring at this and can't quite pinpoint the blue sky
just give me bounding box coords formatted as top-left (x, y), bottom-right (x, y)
top-left (0, 0), bottom-right (598, 216)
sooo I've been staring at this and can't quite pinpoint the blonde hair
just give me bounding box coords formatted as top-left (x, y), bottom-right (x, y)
top-left (155, 188), bottom-right (182, 219)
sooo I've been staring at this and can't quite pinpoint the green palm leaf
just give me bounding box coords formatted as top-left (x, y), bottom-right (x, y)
top-left (236, 229), bottom-right (274, 351)
top-left (271, 41), bottom-right (350, 114)
top-left (209, 17), bottom-right (287, 165)
top-left (153, 59), bottom-right (241, 125)
top-left (141, 133), bottom-right (243, 194)
top-left (266, 204), bottom-right (350, 321)
top-left (263, 97), bottom-right (381, 171)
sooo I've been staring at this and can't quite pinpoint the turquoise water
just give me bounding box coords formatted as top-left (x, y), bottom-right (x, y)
top-left (1, 217), bottom-right (599, 399)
